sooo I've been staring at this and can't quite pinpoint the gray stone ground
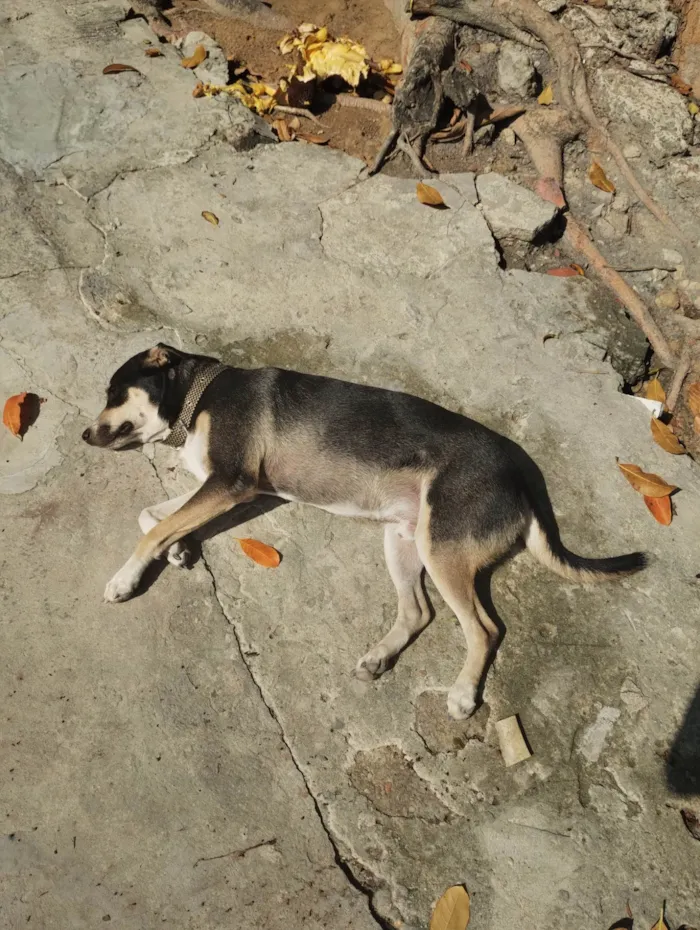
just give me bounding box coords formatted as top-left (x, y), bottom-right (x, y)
top-left (1, 2), bottom-right (699, 929)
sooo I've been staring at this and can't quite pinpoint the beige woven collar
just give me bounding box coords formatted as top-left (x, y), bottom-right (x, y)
top-left (162, 361), bottom-right (228, 448)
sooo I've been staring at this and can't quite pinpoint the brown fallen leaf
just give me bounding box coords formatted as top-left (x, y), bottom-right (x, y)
top-left (201, 210), bottom-right (219, 226)
top-left (238, 537), bottom-right (281, 568)
top-left (670, 73), bottom-right (693, 95)
top-left (618, 462), bottom-right (678, 498)
top-left (458, 60), bottom-right (473, 72)
top-left (626, 902), bottom-right (633, 920)
top-left (650, 904), bottom-right (670, 930)
top-left (651, 417), bottom-right (685, 455)
top-left (192, 81), bottom-right (206, 98)
top-left (645, 377), bottom-right (666, 403)
top-left (3, 392), bottom-right (43, 439)
top-left (430, 885), bottom-right (470, 930)
top-left (644, 494), bottom-right (672, 525)
top-left (538, 83), bottom-right (554, 105)
top-left (273, 118), bottom-right (295, 142)
top-left (688, 381), bottom-right (700, 417)
top-left (288, 116), bottom-right (301, 131)
top-left (103, 63), bottom-right (140, 75)
top-left (296, 131), bottom-right (329, 144)
top-left (681, 808), bottom-right (700, 840)
top-left (546, 265), bottom-right (584, 277)
top-left (181, 44), bottom-right (207, 69)
top-left (145, 47), bottom-right (163, 58)
top-left (535, 176), bottom-right (566, 208)
top-left (588, 160), bottom-right (616, 193)
top-left (416, 182), bottom-right (447, 208)
top-left (694, 415), bottom-right (700, 436)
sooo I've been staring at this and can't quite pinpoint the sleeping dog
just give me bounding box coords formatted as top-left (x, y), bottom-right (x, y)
top-left (83, 344), bottom-right (645, 719)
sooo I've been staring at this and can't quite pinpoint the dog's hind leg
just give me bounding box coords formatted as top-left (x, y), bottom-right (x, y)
top-left (138, 490), bottom-right (198, 568)
top-left (355, 524), bottom-right (431, 681)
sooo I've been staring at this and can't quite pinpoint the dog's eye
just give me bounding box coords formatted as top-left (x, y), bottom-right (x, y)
top-left (117, 421), bottom-right (133, 436)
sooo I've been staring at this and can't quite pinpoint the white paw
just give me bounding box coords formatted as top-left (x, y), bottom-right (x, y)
top-left (447, 682), bottom-right (477, 720)
top-left (354, 646), bottom-right (389, 681)
top-left (103, 558), bottom-right (144, 603)
top-left (167, 541), bottom-right (190, 569)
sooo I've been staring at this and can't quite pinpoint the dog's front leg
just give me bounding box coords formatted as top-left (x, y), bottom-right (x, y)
top-left (138, 489), bottom-right (199, 568)
top-left (104, 479), bottom-right (250, 603)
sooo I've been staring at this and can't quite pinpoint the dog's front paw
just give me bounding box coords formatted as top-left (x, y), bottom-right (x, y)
top-left (354, 646), bottom-right (390, 681)
top-left (447, 682), bottom-right (478, 720)
top-left (103, 557), bottom-right (145, 603)
top-left (167, 541), bottom-right (191, 569)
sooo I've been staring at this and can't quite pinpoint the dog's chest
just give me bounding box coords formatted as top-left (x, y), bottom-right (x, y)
top-left (180, 429), bottom-right (211, 482)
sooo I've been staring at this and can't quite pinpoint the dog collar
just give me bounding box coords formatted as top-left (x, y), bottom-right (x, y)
top-left (162, 361), bottom-right (228, 448)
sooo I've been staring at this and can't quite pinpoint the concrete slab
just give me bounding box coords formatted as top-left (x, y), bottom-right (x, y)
top-left (1, 3), bottom-right (699, 930)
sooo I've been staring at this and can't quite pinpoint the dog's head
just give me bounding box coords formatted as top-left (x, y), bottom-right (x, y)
top-left (82, 344), bottom-right (184, 449)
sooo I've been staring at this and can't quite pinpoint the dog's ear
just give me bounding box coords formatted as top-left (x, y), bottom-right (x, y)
top-left (144, 344), bottom-right (183, 369)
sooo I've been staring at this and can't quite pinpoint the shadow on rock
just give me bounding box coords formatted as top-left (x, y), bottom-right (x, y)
top-left (667, 684), bottom-right (700, 796)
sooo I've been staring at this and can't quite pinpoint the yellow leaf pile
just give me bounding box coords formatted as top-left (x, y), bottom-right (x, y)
top-left (193, 80), bottom-right (278, 114)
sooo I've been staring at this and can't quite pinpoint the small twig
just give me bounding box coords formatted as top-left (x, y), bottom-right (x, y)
top-left (333, 94), bottom-right (392, 114)
top-left (273, 106), bottom-right (325, 126)
top-left (580, 42), bottom-right (652, 64)
top-left (666, 343), bottom-right (693, 412)
top-left (398, 131), bottom-right (433, 175)
top-left (462, 109), bottom-right (476, 155)
top-left (194, 837), bottom-right (276, 868)
top-left (369, 127), bottom-right (399, 175)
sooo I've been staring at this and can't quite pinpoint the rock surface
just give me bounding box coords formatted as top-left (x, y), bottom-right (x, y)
top-left (2, 3), bottom-right (700, 930)
top-left (497, 40), bottom-right (537, 97)
top-left (476, 173), bottom-right (558, 242)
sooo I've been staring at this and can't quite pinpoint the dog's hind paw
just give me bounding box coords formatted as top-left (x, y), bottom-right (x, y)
top-left (447, 682), bottom-right (477, 720)
top-left (103, 557), bottom-right (145, 603)
top-left (354, 646), bottom-right (389, 681)
top-left (167, 541), bottom-right (191, 569)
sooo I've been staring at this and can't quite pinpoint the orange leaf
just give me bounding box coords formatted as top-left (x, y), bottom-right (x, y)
top-left (644, 494), bottom-right (672, 525)
top-left (645, 378), bottom-right (666, 403)
top-left (192, 82), bottom-right (206, 98)
top-left (103, 63), bottom-right (140, 74)
top-left (3, 392), bottom-right (43, 439)
top-left (588, 161), bottom-right (615, 193)
top-left (145, 47), bottom-right (163, 58)
top-left (618, 462), bottom-right (678, 498)
top-left (650, 417), bottom-right (685, 454)
top-left (416, 182), bottom-right (447, 208)
top-left (238, 537), bottom-right (281, 568)
top-left (694, 414), bottom-right (700, 435)
top-left (670, 73), bottom-right (693, 95)
top-left (546, 265), bottom-right (583, 277)
top-left (181, 45), bottom-right (207, 69)
top-left (458, 60), bottom-right (473, 73)
top-left (688, 381), bottom-right (700, 417)
top-left (273, 119), bottom-right (295, 142)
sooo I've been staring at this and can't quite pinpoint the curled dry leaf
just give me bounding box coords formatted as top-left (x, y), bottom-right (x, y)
top-left (192, 81), bottom-right (206, 98)
top-left (650, 417), bottom-right (685, 454)
top-left (181, 44), bottom-right (207, 69)
top-left (650, 904), bottom-right (670, 930)
top-left (670, 73), bottom-right (693, 95)
top-left (416, 182), bottom-right (447, 208)
top-left (296, 131), bottom-right (328, 144)
top-left (458, 60), bottom-right (473, 72)
top-left (273, 118), bottom-right (295, 142)
top-left (103, 63), bottom-right (140, 74)
top-left (537, 83), bottom-right (554, 105)
top-left (681, 807), bottom-right (700, 841)
top-left (546, 265), bottom-right (584, 277)
top-left (201, 211), bottom-right (219, 226)
top-left (645, 377), bottom-right (666, 403)
top-left (429, 885), bottom-right (470, 930)
top-left (588, 161), bottom-right (616, 193)
top-left (688, 381), bottom-right (700, 417)
top-left (644, 494), bottom-right (672, 525)
top-left (237, 537), bottom-right (281, 568)
top-left (618, 462), bottom-right (678, 498)
top-left (3, 392), bottom-right (43, 439)
top-left (145, 47), bottom-right (163, 58)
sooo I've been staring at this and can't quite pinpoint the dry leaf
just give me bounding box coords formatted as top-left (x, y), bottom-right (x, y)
top-left (296, 131), bottom-right (328, 144)
top-left (651, 418), bottom-right (685, 454)
top-left (694, 415), bottom-right (700, 435)
top-left (495, 715), bottom-right (532, 766)
top-left (670, 73), bottom-right (693, 95)
top-left (644, 494), bottom-right (672, 525)
top-left (588, 161), bottom-right (616, 193)
top-left (645, 377), bottom-right (666, 403)
top-left (238, 537), bottom-right (281, 568)
top-left (681, 808), bottom-right (700, 840)
top-left (103, 63), bottom-right (140, 74)
top-left (288, 116), bottom-right (301, 130)
top-left (181, 44), bottom-right (207, 69)
top-left (618, 462), bottom-right (678, 498)
top-left (458, 60), bottom-right (473, 72)
top-left (145, 47), bottom-right (163, 57)
top-left (626, 902), bottom-right (633, 920)
top-left (273, 119), bottom-right (295, 141)
top-left (689, 101), bottom-right (699, 116)
top-left (688, 381), bottom-right (700, 417)
top-left (650, 904), bottom-right (670, 930)
top-left (535, 176), bottom-right (566, 208)
top-left (192, 81), bottom-right (206, 98)
top-left (546, 265), bottom-right (584, 277)
top-left (538, 83), bottom-right (554, 105)
top-left (416, 182), bottom-right (446, 208)
top-left (201, 211), bottom-right (219, 226)
top-left (3, 392), bottom-right (43, 439)
top-left (429, 885), bottom-right (470, 930)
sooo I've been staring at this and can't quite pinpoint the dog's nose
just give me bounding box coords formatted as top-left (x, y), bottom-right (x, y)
top-left (82, 427), bottom-right (91, 442)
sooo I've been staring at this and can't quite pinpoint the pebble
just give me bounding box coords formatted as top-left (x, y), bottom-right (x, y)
top-left (654, 289), bottom-right (680, 311)
top-left (480, 42), bottom-right (499, 54)
top-left (622, 143), bottom-right (642, 159)
top-left (662, 248), bottom-right (683, 267)
top-left (502, 127), bottom-right (517, 146)
top-left (611, 192), bottom-right (630, 213)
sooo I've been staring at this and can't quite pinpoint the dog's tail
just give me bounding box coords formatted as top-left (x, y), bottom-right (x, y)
top-left (523, 514), bottom-right (646, 582)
